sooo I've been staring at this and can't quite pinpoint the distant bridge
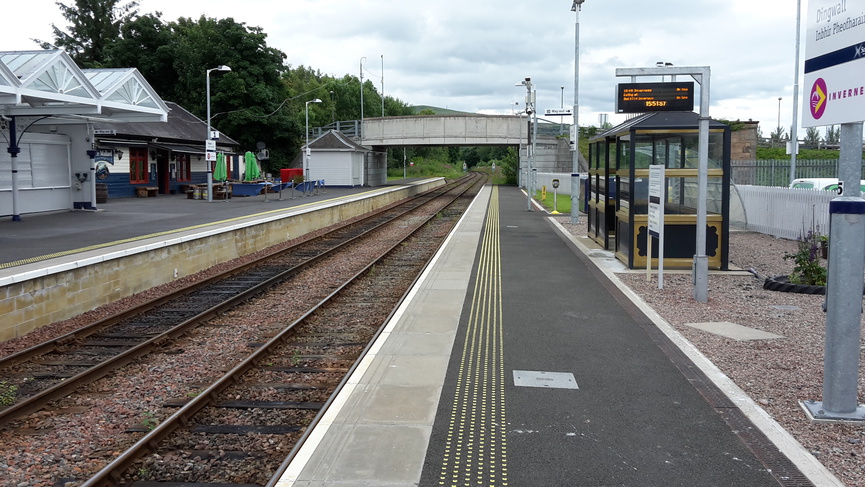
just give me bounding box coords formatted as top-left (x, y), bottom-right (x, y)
top-left (310, 114), bottom-right (581, 187)
top-left (313, 114), bottom-right (569, 147)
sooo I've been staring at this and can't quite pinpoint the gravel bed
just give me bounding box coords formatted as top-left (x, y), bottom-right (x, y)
top-left (555, 216), bottom-right (865, 486)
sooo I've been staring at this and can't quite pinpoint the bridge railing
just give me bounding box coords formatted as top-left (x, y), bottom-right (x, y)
top-left (312, 120), bottom-right (360, 139)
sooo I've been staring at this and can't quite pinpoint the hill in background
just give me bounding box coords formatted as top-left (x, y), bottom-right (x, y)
top-left (409, 105), bottom-right (474, 116)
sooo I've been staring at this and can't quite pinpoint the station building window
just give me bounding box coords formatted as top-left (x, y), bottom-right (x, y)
top-left (129, 148), bottom-right (148, 184)
top-left (175, 154), bottom-right (191, 181)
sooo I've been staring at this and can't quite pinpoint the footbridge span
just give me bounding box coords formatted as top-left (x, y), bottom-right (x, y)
top-left (360, 114), bottom-right (526, 147)
top-left (309, 114), bottom-right (578, 187)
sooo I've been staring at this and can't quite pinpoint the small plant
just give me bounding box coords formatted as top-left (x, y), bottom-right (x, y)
top-left (141, 411), bottom-right (158, 430)
top-left (0, 380), bottom-right (17, 406)
top-left (784, 228), bottom-right (827, 286)
top-left (291, 349), bottom-right (302, 366)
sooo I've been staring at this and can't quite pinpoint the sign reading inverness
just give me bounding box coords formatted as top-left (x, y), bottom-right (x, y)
top-left (803, 0), bottom-right (865, 126)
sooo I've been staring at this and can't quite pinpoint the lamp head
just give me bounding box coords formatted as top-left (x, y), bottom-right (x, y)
top-left (217, 65), bottom-right (231, 72)
top-left (571, 0), bottom-right (585, 11)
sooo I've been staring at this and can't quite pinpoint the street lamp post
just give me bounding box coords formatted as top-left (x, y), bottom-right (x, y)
top-left (516, 78), bottom-right (535, 211)
top-left (359, 57), bottom-right (365, 143)
top-left (206, 65), bottom-right (231, 202)
top-left (777, 97), bottom-right (783, 143)
top-left (571, 0), bottom-right (586, 224)
top-left (305, 98), bottom-right (322, 195)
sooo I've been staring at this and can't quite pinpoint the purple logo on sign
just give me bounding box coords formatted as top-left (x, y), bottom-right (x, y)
top-left (810, 78), bottom-right (827, 120)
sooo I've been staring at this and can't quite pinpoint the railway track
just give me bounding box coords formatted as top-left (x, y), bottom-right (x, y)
top-left (0, 172), bottom-right (487, 485)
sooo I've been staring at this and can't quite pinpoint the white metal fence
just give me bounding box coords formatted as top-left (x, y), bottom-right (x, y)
top-left (735, 185), bottom-right (834, 240)
top-left (534, 172), bottom-right (837, 241)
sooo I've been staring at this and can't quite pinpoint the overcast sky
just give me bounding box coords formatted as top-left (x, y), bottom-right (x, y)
top-left (2, 0), bottom-right (810, 134)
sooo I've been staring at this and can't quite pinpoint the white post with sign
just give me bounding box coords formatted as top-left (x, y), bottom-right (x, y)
top-left (648, 165), bottom-right (665, 289)
top-left (800, 0), bottom-right (865, 423)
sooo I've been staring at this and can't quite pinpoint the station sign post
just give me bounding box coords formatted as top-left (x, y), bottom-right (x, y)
top-left (800, 0), bottom-right (865, 424)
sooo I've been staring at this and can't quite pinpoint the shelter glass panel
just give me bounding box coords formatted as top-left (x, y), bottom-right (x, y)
top-left (681, 132), bottom-right (725, 170)
top-left (665, 176), bottom-right (725, 215)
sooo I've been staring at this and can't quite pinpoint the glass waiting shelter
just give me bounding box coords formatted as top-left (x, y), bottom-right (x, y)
top-left (587, 112), bottom-right (731, 270)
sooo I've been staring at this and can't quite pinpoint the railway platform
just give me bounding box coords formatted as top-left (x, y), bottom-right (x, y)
top-left (0, 181), bottom-right (842, 486)
top-left (0, 183), bottom-right (380, 268)
top-left (279, 184), bottom-right (841, 487)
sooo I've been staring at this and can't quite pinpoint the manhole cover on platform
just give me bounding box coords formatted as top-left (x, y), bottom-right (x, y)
top-left (513, 370), bottom-right (578, 389)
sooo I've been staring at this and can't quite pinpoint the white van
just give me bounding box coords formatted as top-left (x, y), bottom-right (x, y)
top-left (789, 178), bottom-right (865, 194)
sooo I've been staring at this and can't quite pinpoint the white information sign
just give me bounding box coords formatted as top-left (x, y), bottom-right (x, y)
top-left (205, 151), bottom-right (217, 162)
top-left (545, 108), bottom-right (573, 116)
top-left (802, 0), bottom-right (865, 126)
top-left (647, 165), bottom-right (665, 289)
top-left (205, 140), bottom-right (216, 151)
top-left (648, 165), bottom-right (664, 237)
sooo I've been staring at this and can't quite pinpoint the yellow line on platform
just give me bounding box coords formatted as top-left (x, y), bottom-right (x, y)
top-left (438, 186), bottom-right (508, 486)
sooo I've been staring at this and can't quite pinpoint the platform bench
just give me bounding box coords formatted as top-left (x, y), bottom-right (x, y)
top-left (136, 186), bottom-right (159, 197)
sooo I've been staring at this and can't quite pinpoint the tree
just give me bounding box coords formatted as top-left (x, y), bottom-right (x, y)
top-left (825, 125), bottom-right (840, 145)
top-left (804, 127), bottom-right (821, 148)
top-left (37, 0), bottom-right (140, 68)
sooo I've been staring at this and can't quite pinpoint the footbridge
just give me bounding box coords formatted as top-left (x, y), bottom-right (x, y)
top-left (360, 114), bottom-right (526, 147)
top-left (310, 114), bottom-right (580, 187)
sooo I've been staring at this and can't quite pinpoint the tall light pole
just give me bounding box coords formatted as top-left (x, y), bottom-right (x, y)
top-left (381, 54), bottom-right (385, 117)
top-left (206, 64), bottom-right (231, 203)
top-left (305, 98), bottom-right (322, 192)
top-left (777, 97), bottom-right (783, 139)
top-left (789, 0), bottom-right (802, 184)
top-left (571, 0), bottom-right (585, 224)
top-left (359, 57), bottom-right (366, 143)
top-left (516, 78), bottom-right (535, 212)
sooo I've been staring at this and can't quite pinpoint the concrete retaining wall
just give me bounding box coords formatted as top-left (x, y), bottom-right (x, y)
top-left (0, 179), bottom-right (444, 342)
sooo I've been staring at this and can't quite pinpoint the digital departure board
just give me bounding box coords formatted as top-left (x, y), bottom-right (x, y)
top-left (616, 82), bottom-right (694, 113)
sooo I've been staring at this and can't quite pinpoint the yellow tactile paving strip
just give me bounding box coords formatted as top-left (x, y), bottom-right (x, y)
top-left (438, 186), bottom-right (508, 486)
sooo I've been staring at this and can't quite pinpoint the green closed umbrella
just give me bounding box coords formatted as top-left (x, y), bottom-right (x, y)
top-left (244, 151), bottom-right (260, 181)
top-left (213, 153), bottom-right (227, 182)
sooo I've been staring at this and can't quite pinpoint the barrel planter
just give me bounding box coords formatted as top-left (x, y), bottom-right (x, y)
top-left (95, 183), bottom-right (108, 203)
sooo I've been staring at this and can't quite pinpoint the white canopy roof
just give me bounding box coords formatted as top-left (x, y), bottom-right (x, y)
top-left (0, 50), bottom-right (168, 123)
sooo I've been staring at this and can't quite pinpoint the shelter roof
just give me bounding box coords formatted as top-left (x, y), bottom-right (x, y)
top-left (305, 129), bottom-right (369, 152)
top-left (0, 50), bottom-right (168, 123)
top-left (590, 112), bottom-right (728, 142)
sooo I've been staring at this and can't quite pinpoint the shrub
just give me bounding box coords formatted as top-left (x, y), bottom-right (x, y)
top-left (784, 228), bottom-right (827, 286)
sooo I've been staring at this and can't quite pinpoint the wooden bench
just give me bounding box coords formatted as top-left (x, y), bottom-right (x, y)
top-left (136, 186), bottom-right (159, 197)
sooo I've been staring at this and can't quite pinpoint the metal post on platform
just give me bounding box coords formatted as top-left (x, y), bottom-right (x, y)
top-left (305, 98), bottom-right (322, 197)
top-left (206, 65), bottom-right (231, 203)
top-left (6, 115), bottom-right (22, 221)
top-left (571, 0), bottom-right (585, 224)
top-left (802, 121), bottom-right (865, 422)
top-left (516, 78), bottom-right (535, 211)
